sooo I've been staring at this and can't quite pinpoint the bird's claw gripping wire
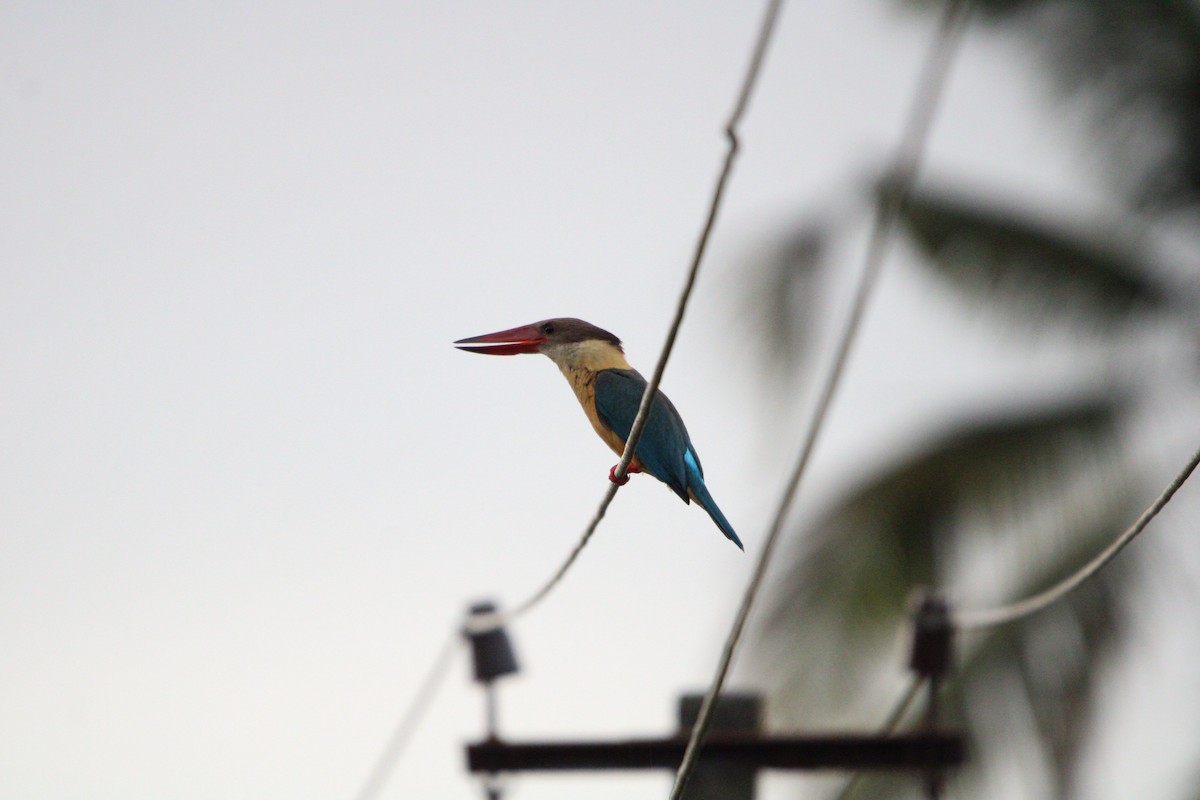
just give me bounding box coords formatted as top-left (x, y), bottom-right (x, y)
top-left (608, 463), bottom-right (642, 485)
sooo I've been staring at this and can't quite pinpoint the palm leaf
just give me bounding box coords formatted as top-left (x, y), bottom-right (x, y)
top-left (743, 221), bottom-right (828, 377)
top-left (948, 522), bottom-right (1138, 799)
top-left (842, 551), bottom-right (1135, 800)
top-left (887, 182), bottom-right (1172, 331)
top-left (899, 0), bottom-right (1200, 209)
top-left (753, 394), bottom-right (1129, 734)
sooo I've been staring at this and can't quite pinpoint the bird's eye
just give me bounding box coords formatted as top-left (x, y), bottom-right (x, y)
top-left (542, 323), bottom-right (556, 335)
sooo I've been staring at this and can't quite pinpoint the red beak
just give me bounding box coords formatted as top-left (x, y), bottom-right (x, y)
top-left (454, 324), bottom-right (547, 355)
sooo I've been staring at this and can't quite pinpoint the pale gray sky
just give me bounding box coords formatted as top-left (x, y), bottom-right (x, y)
top-left (2, 3), bottom-right (1183, 800)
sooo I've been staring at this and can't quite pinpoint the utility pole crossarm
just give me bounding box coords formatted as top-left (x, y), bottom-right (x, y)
top-left (467, 732), bottom-right (964, 773)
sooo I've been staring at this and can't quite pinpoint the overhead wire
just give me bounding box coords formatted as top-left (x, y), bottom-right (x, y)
top-left (829, 676), bottom-right (925, 800)
top-left (954, 442), bottom-right (1200, 631)
top-left (351, 0), bottom-right (1134, 793)
top-left (464, 0), bottom-right (785, 637)
top-left (818, 440), bottom-right (1200, 797)
top-left (667, 1), bottom-right (974, 798)
top-left (382, 0), bottom-right (791, 787)
top-left (448, 0), bottom-right (1200, 793)
top-left (349, 627), bottom-right (462, 800)
top-left (612, 0), bottom-right (784, 488)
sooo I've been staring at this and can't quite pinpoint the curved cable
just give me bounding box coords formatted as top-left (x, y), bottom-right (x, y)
top-left (954, 442), bottom-right (1200, 631)
top-left (465, 0), bottom-right (784, 637)
top-left (463, 482), bottom-right (622, 635)
top-left (668, 2), bottom-right (973, 798)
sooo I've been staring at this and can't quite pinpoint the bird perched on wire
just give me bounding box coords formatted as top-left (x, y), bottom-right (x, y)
top-left (455, 317), bottom-right (743, 550)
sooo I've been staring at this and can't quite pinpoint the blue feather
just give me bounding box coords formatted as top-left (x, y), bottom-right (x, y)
top-left (594, 369), bottom-right (742, 549)
top-left (684, 451), bottom-right (743, 551)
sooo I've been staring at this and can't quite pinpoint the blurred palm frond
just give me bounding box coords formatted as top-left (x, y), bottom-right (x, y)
top-left (758, 395), bottom-right (1129, 729)
top-left (744, 221), bottom-right (829, 376)
top-left (888, 183), bottom-right (1170, 331)
top-left (902, 0), bottom-right (1200, 209)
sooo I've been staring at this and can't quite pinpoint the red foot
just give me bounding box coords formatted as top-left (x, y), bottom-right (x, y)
top-left (608, 462), bottom-right (643, 485)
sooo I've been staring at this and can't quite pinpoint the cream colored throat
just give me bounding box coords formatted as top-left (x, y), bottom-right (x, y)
top-left (541, 339), bottom-right (631, 374)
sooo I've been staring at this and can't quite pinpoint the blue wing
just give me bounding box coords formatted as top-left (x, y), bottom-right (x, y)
top-left (593, 368), bottom-right (743, 550)
top-left (593, 368), bottom-right (694, 502)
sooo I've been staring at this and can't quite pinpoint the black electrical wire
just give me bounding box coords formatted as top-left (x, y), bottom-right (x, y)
top-left (955, 442), bottom-right (1200, 631)
top-left (668, 1), bottom-right (974, 797)
top-left (350, 627), bottom-right (462, 800)
top-left (466, 0), bottom-right (783, 637)
top-left (830, 676), bottom-right (925, 800)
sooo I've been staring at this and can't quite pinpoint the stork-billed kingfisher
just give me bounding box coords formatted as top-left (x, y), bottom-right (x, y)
top-left (455, 317), bottom-right (743, 550)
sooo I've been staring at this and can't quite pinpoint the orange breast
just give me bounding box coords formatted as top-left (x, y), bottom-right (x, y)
top-left (567, 367), bottom-right (634, 461)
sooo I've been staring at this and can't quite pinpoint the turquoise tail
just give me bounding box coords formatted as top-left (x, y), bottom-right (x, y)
top-left (688, 476), bottom-right (744, 551)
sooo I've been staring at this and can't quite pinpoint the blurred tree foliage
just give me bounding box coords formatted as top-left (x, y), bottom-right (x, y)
top-left (745, 2), bottom-right (1200, 798)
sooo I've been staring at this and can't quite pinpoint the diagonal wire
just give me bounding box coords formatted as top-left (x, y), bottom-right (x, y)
top-left (668, 2), bottom-right (973, 798)
top-left (350, 627), bottom-right (462, 800)
top-left (612, 0), bottom-right (785, 488)
top-left (465, 0), bottom-right (785, 637)
top-left (828, 676), bottom-right (925, 800)
top-left (954, 441), bottom-right (1200, 631)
